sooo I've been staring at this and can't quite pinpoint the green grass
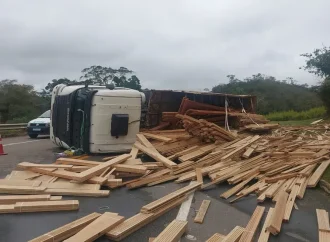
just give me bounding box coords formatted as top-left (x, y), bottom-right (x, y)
top-left (271, 118), bottom-right (319, 126)
top-left (266, 106), bottom-right (326, 121)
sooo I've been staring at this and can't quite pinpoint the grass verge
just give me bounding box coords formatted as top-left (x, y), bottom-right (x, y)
top-left (0, 129), bottom-right (26, 138)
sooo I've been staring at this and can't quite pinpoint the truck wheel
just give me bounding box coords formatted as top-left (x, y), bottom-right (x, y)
top-left (29, 134), bottom-right (38, 139)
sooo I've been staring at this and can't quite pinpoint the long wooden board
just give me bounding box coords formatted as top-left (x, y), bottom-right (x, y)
top-left (283, 185), bottom-right (300, 222)
top-left (258, 208), bottom-right (274, 242)
top-left (267, 191), bottom-right (289, 235)
top-left (316, 209), bottom-right (330, 232)
top-left (0, 194), bottom-right (51, 204)
top-left (140, 182), bottom-right (201, 213)
top-left (42, 189), bottom-right (109, 197)
top-left (17, 162), bottom-right (73, 169)
top-left (307, 160), bottom-right (330, 187)
top-left (238, 206), bottom-right (265, 242)
top-left (153, 219), bottom-right (187, 242)
top-left (194, 200), bottom-right (211, 223)
top-left (64, 212), bottom-right (124, 242)
top-left (29, 213), bottom-right (101, 242)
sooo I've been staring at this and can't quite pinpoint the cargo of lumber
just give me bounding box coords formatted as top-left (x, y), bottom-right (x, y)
top-left (176, 114), bottom-right (236, 142)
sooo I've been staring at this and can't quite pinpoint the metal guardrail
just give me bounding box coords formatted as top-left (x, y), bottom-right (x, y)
top-left (0, 123), bottom-right (27, 131)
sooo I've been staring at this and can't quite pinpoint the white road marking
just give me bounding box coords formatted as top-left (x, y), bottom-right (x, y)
top-left (176, 181), bottom-right (196, 242)
top-left (176, 181), bottom-right (196, 221)
top-left (3, 140), bottom-right (42, 147)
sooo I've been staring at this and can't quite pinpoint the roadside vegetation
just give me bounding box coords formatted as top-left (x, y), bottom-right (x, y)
top-left (266, 107), bottom-right (326, 121)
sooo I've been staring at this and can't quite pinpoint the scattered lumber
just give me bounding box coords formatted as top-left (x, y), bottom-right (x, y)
top-left (28, 212), bottom-right (101, 242)
top-left (257, 207), bottom-right (274, 242)
top-left (194, 200), bottom-right (211, 223)
top-left (64, 212), bottom-right (124, 242)
top-left (153, 219), bottom-right (187, 242)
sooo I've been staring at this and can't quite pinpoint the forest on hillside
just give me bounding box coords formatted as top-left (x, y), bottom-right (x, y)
top-left (212, 74), bottom-right (322, 114)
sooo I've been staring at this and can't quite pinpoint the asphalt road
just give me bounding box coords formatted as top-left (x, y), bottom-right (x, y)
top-left (0, 135), bottom-right (329, 242)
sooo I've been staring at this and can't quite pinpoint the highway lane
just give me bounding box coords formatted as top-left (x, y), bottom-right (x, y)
top-left (0, 135), bottom-right (329, 241)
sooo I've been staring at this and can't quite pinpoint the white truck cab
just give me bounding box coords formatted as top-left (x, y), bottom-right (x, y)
top-left (50, 84), bottom-right (145, 153)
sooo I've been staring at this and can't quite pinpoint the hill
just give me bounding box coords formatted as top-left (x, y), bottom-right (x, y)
top-left (212, 74), bottom-right (322, 114)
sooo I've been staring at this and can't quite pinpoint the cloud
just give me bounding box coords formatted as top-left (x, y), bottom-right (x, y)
top-left (0, 0), bottom-right (329, 90)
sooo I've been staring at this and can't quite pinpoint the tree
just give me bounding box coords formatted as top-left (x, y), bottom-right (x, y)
top-left (0, 80), bottom-right (49, 123)
top-left (43, 78), bottom-right (77, 95)
top-left (300, 46), bottom-right (330, 78)
top-left (80, 66), bottom-right (133, 86)
top-left (301, 46), bottom-right (330, 113)
top-left (212, 74), bottom-right (322, 114)
top-left (80, 65), bottom-right (142, 90)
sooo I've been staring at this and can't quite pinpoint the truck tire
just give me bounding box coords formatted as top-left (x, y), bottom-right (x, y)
top-left (29, 134), bottom-right (38, 139)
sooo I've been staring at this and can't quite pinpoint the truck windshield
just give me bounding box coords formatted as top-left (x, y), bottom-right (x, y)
top-left (39, 110), bottom-right (51, 118)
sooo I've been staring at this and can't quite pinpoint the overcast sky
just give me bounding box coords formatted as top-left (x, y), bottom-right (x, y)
top-left (0, 0), bottom-right (329, 90)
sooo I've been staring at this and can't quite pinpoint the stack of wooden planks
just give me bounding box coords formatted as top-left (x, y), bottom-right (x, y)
top-left (176, 114), bottom-right (236, 142)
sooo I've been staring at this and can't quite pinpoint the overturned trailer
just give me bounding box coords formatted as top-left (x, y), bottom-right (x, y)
top-left (144, 90), bottom-right (257, 128)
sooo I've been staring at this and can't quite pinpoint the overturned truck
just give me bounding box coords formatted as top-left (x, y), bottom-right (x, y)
top-left (51, 86), bottom-right (261, 154)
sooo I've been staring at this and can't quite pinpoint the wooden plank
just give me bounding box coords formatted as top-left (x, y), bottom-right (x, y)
top-left (283, 185), bottom-right (300, 222)
top-left (17, 162), bottom-right (73, 169)
top-left (153, 219), bottom-right (187, 242)
top-left (265, 173), bottom-right (297, 183)
top-left (297, 176), bottom-right (309, 199)
top-left (136, 134), bottom-right (158, 153)
top-left (242, 146), bottom-right (255, 159)
top-left (196, 168), bottom-right (203, 184)
top-left (134, 142), bottom-right (177, 169)
top-left (6, 170), bottom-right (41, 180)
top-left (44, 182), bottom-right (100, 190)
top-left (64, 212), bottom-right (124, 242)
top-left (319, 230), bottom-right (330, 242)
top-left (74, 154), bottom-right (131, 182)
top-left (222, 226), bottom-right (245, 242)
top-left (238, 206), bottom-right (265, 242)
top-left (316, 209), bottom-right (330, 232)
top-left (113, 164), bottom-right (147, 174)
top-left (1, 200), bottom-right (79, 213)
top-left (0, 195), bottom-right (51, 204)
top-left (257, 207), bottom-right (274, 242)
top-left (140, 182), bottom-right (201, 213)
top-left (55, 158), bottom-right (102, 167)
top-left (42, 189), bottom-right (109, 197)
top-left (308, 160), bottom-right (330, 187)
top-left (141, 133), bottom-right (173, 142)
top-left (130, 143), bottom-right (139, 159)
top-left (28, 213), bottom-right (101, 242)
top-left (267, 191), bottom-right (289, 235)
top-left (0, 185), bottom-right (46, 195)
top-left (206, 233), bottom-right (226, 242)
top-left (194, 200), bottom-right (211, 223)
top-left (0, 179), bottom-right (41, 187)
